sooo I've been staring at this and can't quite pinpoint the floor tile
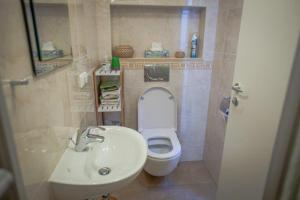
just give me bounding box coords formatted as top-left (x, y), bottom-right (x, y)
top-left (113, 161), bottom-right (216, 200)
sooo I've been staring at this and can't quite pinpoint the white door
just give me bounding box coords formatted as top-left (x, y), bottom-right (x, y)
top-left (217, 0), bottom-right (300, 200)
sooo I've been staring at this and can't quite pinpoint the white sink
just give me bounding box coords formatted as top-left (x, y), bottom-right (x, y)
top-left (49, 126), bottom-right (147, 200)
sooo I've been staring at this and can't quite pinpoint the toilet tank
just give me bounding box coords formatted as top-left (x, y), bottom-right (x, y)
top-left (138, 87), bottom-right (177, 132)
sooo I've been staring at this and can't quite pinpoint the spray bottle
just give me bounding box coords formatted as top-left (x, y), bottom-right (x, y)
top-left (191, 33), bottom-right (198, 58)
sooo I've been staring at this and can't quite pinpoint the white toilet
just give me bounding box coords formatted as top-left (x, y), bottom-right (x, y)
top-left (138, 87), bottom-right (181, 176)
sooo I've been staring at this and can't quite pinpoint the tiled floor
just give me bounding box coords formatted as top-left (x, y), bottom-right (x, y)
top-left (112, 161), bottom-right (216, 200)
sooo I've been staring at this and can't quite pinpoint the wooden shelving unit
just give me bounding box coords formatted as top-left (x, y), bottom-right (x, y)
top-left (93, 67), bottom-right (125, 126)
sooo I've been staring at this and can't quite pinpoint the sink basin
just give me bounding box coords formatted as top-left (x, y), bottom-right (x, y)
top-left (49, 126), bottom-right (147, 200)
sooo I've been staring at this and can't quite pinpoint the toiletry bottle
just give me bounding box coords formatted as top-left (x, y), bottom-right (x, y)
top-left (111, 56), bottom-right (120, 70)
top-left (191, 33), bottom-right (198, 58)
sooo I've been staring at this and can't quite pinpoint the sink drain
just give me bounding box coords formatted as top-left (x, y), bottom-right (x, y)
top-left (98, 167), bottom-right (111, 176)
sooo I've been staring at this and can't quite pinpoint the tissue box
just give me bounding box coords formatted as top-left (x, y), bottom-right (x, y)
top-left (42, 50), bottom-right (64, 60)
top-left (34, 50), bottom-right (64, 60)
top-left (144, 50), bottom-right (169, 58)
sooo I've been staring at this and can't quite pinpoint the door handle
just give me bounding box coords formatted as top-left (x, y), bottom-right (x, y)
top-left (232, 83), bottom-right (243, 93)
top-left (232, 82), bottom-right (248, 97)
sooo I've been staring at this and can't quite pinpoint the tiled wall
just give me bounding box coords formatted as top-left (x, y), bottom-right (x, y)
top-left (203, 0), bottom-right (243, 183)
top-left (0, 0), bottom-right (97, 199)
top-left (122, 59), bottom-right (212, 161)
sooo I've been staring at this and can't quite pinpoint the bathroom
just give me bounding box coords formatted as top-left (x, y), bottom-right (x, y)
top-left (0, 0), bottom-right (299, 200)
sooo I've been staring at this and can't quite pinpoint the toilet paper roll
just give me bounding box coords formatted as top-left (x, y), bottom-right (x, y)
top-left (220, 97), bottom-right (230, 121)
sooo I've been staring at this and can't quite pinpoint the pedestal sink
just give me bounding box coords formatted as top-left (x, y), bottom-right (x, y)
top-left (49, 126), bottom-right (147, 200)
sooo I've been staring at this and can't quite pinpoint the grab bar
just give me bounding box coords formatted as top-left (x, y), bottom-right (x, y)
top-left (1, 78), bottom-right (29, 86)
top-left (9, 78), bottom-right (29, 86)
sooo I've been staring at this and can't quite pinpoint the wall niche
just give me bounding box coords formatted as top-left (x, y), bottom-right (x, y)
top-left (110, 5), bottom-right (206, 58)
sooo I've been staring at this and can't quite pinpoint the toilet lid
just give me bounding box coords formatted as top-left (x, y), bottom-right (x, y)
top-left (138, 87), bottom-right (177, 132)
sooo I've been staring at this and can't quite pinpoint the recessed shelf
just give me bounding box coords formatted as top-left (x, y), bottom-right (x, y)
top-left (98, 102), bottom-right (122, 112)
top-left (120, 57), bottom-right (204, 62)
top-left (110, 0), bottom-right (207, 8)
top-left (111, 6), bottom-right (205, 58)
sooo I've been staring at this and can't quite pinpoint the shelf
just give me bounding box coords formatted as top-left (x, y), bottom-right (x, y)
top-left (98, 102), bottom-right (122, 112)
top-left (120, 57), bottom-right (204, 62)
top-left (110, 0), bottom-right (207, 8)
top-left (35, 55), bottom-right (72, 64)
top-left (95, 68), bottom-right (121, 76)
top-left (34, 0), bottom-right (67, 5)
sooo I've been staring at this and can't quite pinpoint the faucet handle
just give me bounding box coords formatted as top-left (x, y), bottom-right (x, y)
top-left (87, 127), bottom-right (105, 143)
top-left (88, 126), bottom-right (106, 135)
top-left (75, 126), bottom-right (105, 143)
top-left (73, 127), bottom-right (105, 152)
top-left (87, 133), bottom-right (104, 140)
top-left (97, 126), bottom-right (106, 131)
top-left (75, 127), bottom-right (90, 145)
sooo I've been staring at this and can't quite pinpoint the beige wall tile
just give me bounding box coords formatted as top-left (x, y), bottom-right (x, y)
top-left (96, 0), bottom-right (112, 61)
top-left (203, 0), bottom-right (243, 184)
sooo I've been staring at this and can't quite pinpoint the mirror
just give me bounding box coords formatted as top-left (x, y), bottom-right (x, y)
top-left (21, 0), bottom-right (72, 76)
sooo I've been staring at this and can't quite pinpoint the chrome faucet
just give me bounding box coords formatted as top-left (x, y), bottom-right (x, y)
top-left (74, 126), bottom-right (105, 152)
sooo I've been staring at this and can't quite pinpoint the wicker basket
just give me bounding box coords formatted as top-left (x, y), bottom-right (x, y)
top-left (175, 51), bottom-right (185, 58)
top-left (113, 45), bottom-right (134, 58)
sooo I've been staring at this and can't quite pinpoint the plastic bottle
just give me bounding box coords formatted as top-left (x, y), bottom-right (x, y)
top-left (191, 33), bottom-right (198, 58)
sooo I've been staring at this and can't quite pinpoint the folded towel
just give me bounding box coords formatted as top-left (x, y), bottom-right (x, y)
top-left (101, 97), bottom-right (119, 102)
top-left (101, 100), bottom-right (120, 104)
top-left (100, 80), bottom-right (120, 92)
top-left (101, 98), bottom-right (120, 105)
top-left (100, 87), bottom-right (120, 103)
top-left (101, 94), bottom-right (119, 100)
top-left (101, 88), bottom-right (120, 98)
top-left (102, 94), bottom-right (119, 100)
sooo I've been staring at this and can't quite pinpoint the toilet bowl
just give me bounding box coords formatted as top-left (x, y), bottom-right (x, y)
top-left (138, 87), bottom-right (181, 176)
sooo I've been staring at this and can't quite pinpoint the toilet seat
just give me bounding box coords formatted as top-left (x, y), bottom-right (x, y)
top-left (138, 87), bottom-right (181, 176)
top-left (142, 129), bottom-right (181, 160)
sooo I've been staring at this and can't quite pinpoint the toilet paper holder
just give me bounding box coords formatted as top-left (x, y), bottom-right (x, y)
top-left (219, 97), bottom-right (230, 122)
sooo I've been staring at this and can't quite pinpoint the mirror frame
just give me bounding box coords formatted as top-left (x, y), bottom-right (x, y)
top-left (20, 0), bottom-right (38, 75)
